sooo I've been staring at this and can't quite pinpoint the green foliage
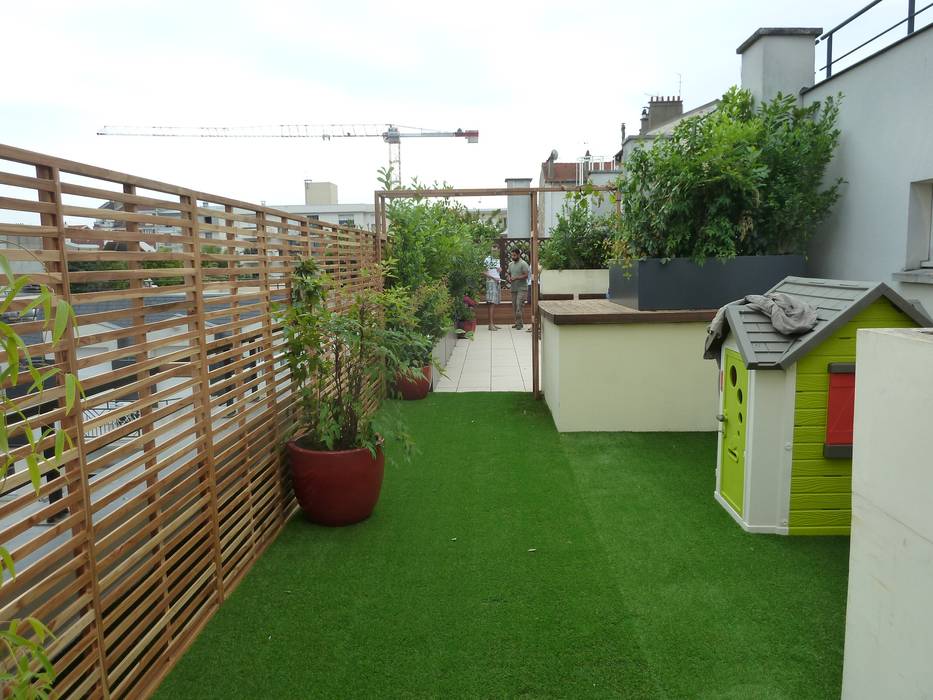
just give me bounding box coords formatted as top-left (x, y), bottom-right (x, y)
top-left (1, 253), bottom-right (82, 697)
top-left (380, 285), bottom-right (434, 368)
top-left (539, 192), bottom-right (615, 270)
top-left (0, 618), bottom-right (56, 699)
top-left (385, 183), bottom-right (502, 323)
top-left (615, 87), bottom-right (843, 264)
top-left (278, 258), bottom-right (422, 454)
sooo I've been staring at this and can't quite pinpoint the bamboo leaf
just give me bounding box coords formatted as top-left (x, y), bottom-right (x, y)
top-left (53, 298), bottom-right (69, 342)
top-left (0, 276), bottom-right (28, 314)
top-left (25, 617), bottom-right (54, 644)
top-left (64, 373), bottom-right (77, 414)
top-left (0, 547), bottom-right (15, 583)
top-left (41, 286), bottom-right (52, 326)
top-left (54, 429), bottom-right (65, 465)
top-left (0, 412), bottom-right (8, 454)
top-left (0, 254), bottom-right (13, 283)
top-left (26, 454), bottom-right (42, 495)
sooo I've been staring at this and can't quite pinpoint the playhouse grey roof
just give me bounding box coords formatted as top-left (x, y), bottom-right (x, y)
top-left (705, 277), bottom-right (933, 369)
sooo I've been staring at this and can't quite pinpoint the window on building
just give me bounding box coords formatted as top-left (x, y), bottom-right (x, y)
top-left (309, 214), bottom-right (319, 220)
top-left (924, 187), bottom-right (933, 268)
top-left (338, 216), bottom-right (355, 228)
top-left (905, 180), bottom-right (933, 270)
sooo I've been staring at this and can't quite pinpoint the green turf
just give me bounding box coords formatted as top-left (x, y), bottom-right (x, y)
top-left (154, 393), bottom-right (849, 699)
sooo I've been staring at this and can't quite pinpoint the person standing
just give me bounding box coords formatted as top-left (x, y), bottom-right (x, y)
top-left (507, 248), bottom-right (531, 330)
top-left (483, 248), bottom-right (502, 331)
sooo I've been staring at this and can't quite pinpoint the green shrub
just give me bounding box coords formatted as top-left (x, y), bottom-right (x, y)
top-left (615, 86), bottom-right (842, 264)
top-left (539, 192), bottom-right (615, 270)
top-left (385, 182), bottom-right (501, 322)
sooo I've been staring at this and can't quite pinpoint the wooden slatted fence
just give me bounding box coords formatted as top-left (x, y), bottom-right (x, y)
top-left (0, 143), bottom-right (382, 698)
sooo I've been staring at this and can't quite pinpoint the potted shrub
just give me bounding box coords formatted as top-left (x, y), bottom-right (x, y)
top-left (279, 258), bottom-right (417, 526)
top-left (609, 87), bottom-right (842, 310)
top-left (539, 191), bottom-right (614, 299)
top-left (382, 285), bottom-right (436, 401)
top-left (456, 295), bottom-right (478, 334)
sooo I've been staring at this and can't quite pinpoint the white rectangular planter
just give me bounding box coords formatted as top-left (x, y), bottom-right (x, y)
top-left (539, 269), bottom-right (609, 298)
top-left (430, 330), bottom-right (459, 389)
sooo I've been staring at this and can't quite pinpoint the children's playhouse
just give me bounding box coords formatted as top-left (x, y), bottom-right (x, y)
top-left (704, 277), bottom-right (931, 535)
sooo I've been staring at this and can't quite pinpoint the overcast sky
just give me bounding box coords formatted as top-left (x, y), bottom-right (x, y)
top-left (2, 0), bottom-right (904, 208)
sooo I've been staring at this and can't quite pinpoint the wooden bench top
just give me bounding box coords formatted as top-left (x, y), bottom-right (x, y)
top-left (538, 299), bottom-right (717, 325)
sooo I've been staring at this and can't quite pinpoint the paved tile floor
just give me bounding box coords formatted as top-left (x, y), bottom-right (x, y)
top-left (435, 325), bottom-right (533, 392)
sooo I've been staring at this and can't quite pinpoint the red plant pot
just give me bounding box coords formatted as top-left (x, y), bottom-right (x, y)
top-left (287, 440), bottom-right (385, 526)
top-left (458, 319), bottom-right (477, 333)
top-left (396, 365), bottom-right (431, 400)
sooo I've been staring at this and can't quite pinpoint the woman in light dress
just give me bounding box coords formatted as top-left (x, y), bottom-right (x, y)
top-left (483, 248), bottom-right (502, 331)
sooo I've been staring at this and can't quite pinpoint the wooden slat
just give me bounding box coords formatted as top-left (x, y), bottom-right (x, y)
top-left (1, 143), bottom-right (382, 698)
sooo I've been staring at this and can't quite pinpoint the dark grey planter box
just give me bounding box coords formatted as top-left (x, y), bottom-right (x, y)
top-left (608, 255), bottom-right (806, 310)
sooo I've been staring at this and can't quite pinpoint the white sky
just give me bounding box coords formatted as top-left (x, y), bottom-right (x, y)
top-left (1, 0), bottom-right (907, 208)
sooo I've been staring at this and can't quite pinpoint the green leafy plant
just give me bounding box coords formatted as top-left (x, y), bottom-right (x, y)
top-left (539, 192), bottom-right (615, 270)
top-left (2, 252), bottom-right (83, 698)
top-left (380, 285), bottom-right (434, 370)
top-left (614, 86), bottom-right (843, 265)
top-left (383, 179), bottom-right (501, 323)
top-left (278, 258), bottom-right (421, 455)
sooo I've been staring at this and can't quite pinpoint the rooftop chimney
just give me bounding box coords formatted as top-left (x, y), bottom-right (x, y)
top-left (737, 28), bottom-right (822, 104)
top-left (504, 177), bottom-right (532, 238)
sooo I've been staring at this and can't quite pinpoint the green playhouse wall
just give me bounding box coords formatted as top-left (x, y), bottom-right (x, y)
top-left (790, 298), bottom-right (918, 535)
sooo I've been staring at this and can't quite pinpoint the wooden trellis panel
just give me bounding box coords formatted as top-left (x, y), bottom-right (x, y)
top-left (0, 143), bottom-right (382, 698)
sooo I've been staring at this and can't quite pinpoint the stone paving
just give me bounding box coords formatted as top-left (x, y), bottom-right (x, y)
top-left (435, 325), bottom-right (533, 392)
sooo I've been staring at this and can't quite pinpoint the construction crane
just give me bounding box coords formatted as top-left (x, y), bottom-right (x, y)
top-left (96, 123), bottom-right (479, 187)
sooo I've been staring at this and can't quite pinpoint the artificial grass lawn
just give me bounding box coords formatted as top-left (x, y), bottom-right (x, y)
top-left (155, 393), bottom-right (849, 699)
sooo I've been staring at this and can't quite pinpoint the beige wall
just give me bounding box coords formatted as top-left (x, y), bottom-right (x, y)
top-left (542, 318), bottom-right (718, 431)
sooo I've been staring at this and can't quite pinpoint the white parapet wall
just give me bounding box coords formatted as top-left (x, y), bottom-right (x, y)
top-left (843, 328), bottom-right (933, 699)
top-left (539, 269), bottom-right (609, 298)
top-left (541, 314), bottom-right (718, 432)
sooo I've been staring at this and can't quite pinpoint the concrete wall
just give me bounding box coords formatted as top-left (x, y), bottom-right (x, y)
top-left (431, 330), bottom-right (459, 389)
top-left (843, 327), bottom-right (933, 698)
top-left (542, 319), bottom-right (718, 432)
top-left (539, 269), bottom-right (609, 297)
top-left (539, 190), bottom-right (567, 238)
top-left (802, 26), bottom-right (933, 314)
top-left (541, 317), bottom-right (561, 421)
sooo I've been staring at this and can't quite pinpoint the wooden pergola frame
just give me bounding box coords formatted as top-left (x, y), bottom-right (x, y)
top-left (374, 185), bottom-right (618, 399)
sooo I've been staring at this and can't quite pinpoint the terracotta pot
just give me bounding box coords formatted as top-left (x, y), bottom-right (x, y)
top-left (287, 440), bottom-right (385, 526)
top-left (396, 365), bottom-right (431, 400)
top-left (458, 319), bottom-right (477, 333)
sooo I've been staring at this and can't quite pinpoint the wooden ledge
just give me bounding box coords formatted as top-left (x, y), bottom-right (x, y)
top-left (538, 299), bottom-right (717, 325)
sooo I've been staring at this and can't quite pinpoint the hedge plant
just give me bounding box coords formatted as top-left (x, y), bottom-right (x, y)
top-left (614, 86), bottom-right (843, 265)
top-left (539, 192), bottom-right (615, 270)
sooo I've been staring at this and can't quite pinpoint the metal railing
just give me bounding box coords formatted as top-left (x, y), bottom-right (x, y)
top-left (817, 0), bottom-right (933, 79)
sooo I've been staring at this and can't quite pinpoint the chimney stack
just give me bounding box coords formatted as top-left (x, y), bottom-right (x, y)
top-left (736, 28), bottom-right (823, 104)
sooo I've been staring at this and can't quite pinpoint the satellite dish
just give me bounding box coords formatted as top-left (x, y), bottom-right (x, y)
top-left (549, 149), bottom-right (559, 162)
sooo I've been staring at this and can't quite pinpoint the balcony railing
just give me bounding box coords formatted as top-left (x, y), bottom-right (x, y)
top-left (816, 0), bottom-right (933, 79)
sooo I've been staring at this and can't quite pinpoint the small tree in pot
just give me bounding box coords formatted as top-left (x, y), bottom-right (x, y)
top-left (385, 279), bottom-right (453, 400)
top-left (381, 284), bottom-right (436, 401)
top-left (278, 258), bottom-right (419, 525)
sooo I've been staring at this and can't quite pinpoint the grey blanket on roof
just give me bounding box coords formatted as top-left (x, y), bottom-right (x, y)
top-left (708, 292), bottom-right (819, 340)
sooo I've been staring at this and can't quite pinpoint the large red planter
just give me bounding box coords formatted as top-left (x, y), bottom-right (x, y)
top-left (396, 365), bottom-right (431, 400)
top-left (457, 319), bottom-right (477, 333)
top-left (287, 440), bottom-right (385, 526)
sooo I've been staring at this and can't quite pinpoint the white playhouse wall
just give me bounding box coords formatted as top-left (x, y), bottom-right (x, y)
top-left (715, 338), bottom-right (795, 535)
